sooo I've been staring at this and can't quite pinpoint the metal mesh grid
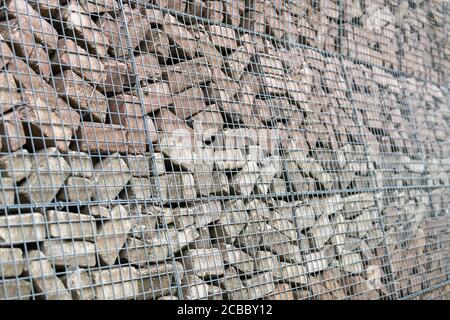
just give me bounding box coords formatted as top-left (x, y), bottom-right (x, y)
top-left (0, 0), bottom-right (448, 300)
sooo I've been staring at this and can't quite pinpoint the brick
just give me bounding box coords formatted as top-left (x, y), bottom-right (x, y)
top-left (95, 205), bottom-right (131, 265)
top-left (24, 250), bottom-right (72, 300)
top-left (0, 247), bottom-right (23, 278)
top-left (91, 266), bottom-right (138, 300)
top-left (57, 0), bottom-right (110, 56)
top-left (0, 20), bottom-right (51, 79)
top-left (171, 86), bottom-right (207, 119)
top-left (76, 122), bottom-right (129, 154)
top-left (4, 0), bottom-right (59, 50)
top-left (46, 210), bottom-right (96, 240)
top-left (184, 248), bottom-right (225, 277)
top-left (18, 148), bottom-right (71, 204)
top-left (53, 70), bottom-right (108, 122)
top-left (41, 239), bottom-right (96, 268)
top-left (163, 57), bottom-right (212, 94)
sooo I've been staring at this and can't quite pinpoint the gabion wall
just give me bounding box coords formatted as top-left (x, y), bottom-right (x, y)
top-left (0, 0), bottom-right (449, 300)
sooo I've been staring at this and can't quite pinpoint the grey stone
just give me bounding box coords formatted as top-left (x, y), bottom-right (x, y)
top-left (304, 251), bottom-right (329, 273)
top-left (340, 251), bottom-right (364, 274)
top-left (0, 176), bottom-right (14, 206)
top-left (58, 176), bottom-right (93, 202)
top-left (91, 266), bottom-right (138, 300)
top-left (61, 268), bottom-right (94, 300)
top-left (0, 279), bottom-right (32, 300)
top-left (214, 149), bottom-right (246, 171)
top-left (0, 213), bottom-right (46, 245)
top-left (261, 225), bottom-right (303, 263)
top-left (19, 148), bottom-right (71, 204)
top-left (218, 266), bottom-right (250, 300)
top-left (92, 154), bottom-right (131, 202)
top-left (294, 205), bottom-right (316, 230)
top-left (54, 212), bottom-right (96, 240)
top-left (278, 263), bottom-right (308, 285)
top-left (214, 243), bottom-right (255, 274)
top-left (184, 248), bottom-right (225, 277)
top-left (210, 199), bottom-right (248, 243)
top-left (0, 149), bottom-right (32, 181)
top-left (24, 250), bottom-right (72, 300)
top-left (42, 239), bottom-right (96, 268)
top-left (120, 237), bottom-right (169, 266)
top-left (95, 205), bottom-right (131, 265)
top-left (229, 160), bottom-right (259, 196)
top-left (181, 274), bottom-right (209, 300)
top-left (309, 214), bottom-right (333, 249)
top-left (0, 247), bottom-right (23, 277)
top-left (243, 272), bottom-right (275, 300)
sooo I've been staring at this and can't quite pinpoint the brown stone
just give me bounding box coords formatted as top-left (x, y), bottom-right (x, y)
top-left (76, 122), bottom-right (129, 154)
top-left (171, 86), bottom-right (207, 119)
top-left (163, 57), bottom-right (212, 94)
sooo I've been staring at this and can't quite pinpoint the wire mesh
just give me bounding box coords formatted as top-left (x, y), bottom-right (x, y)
top-left (0, 0), bottom-right (448, 300)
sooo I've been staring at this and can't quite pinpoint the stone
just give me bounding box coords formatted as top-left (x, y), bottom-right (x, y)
top-left (171, 86), bottom-right (206, 119)
top-left (46, 210), bottom-right (96, 239)
top-left (0, 279), bottom-right (32, 300)
top-left (51, 38), bottom-right (104, 83)
top-left (214, 149), bottom-right (246, 171)
top-left (190, 201), bottom-right (222, 228)
top-left (4, 0), bottom-right (59, 50)
top-left (265, 283), bottom-right (295, 300)
top-left (165, 225), bottom-right (200, 253)
top-left (162, 13), bottom-right (197, 60)
top-left (163, 57), bottom-right (212, 94)
top-left (141, 82), bottom-right (173, 113)
top-left (0, 247), bottom-right (23, 277)
top-left (57, 0), bottom-right (110, 56)
top-left (42, 239), bottom-right (96, 268)
top-left (181, 275), bottom-right (209, 300)
top-left (0, 20), bottom-right (51, 78)
top-left (53, 70), bottom-right (108, 122)
top-left (214, 243), bottom-right (255, 274)
top-left (261, 225), bottom-right (303, 263)
top-left (0, 177), bottom-right (14, 206)
top-left (77, 123), bottom-right (129, 154)
top-left (342, 193), bottom-right (376, 217)
top-left (309, 194), bottom-right (343, 216)
top-left (279, 263), bottom-right (308, 285)
top-left (304, 251), bottom-right (329, 273)
top-left (119, 237), bottom-right (169, 265)
top-left (63, 152), bottom-right (94, 179)
top-left (58, 176), bottom-right (94, 202)
top-left (132, 53), bottom-right (162, 81)
top-left (309, 214), bottom-right (334, 249)
top-left (243, 272), bottom-right (275, 300)
top-left (184, 248), bottom-right (225, 277)
top-left (205, 24), bottom-right (237, 51)
top-left (0, 213), bottom-right (46, 245)
top-left (209, 199), bottom-right (248, 243)
top-left (229, 160), bottom-right (260, 196)
top-left (140, 29), bottom-right (171, 62)
top-left (0, 110), bottom-right (26, 152)
top-left (24, 250), bottom-right (72, 300)
top-left (218, 267), bottom-right (250, 300)
top-left (340, 251), bottom-right (364, 274)
top-left (166, 173), bottom-right (197, 201)
top-left (256, 156), bottom-right (282, 194)
top-left (91, 154), bottom-right (131, 201)
top-left (95, 205), bottom-right (132, 265)
top-left (294, 205), bottom-right (316, 230)
top-left (61, 268), bottom-right (94, 300)
top-left (91, 266), bottom-right (138, 300)
top-left (137, 262), bottom-right (181, 299)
